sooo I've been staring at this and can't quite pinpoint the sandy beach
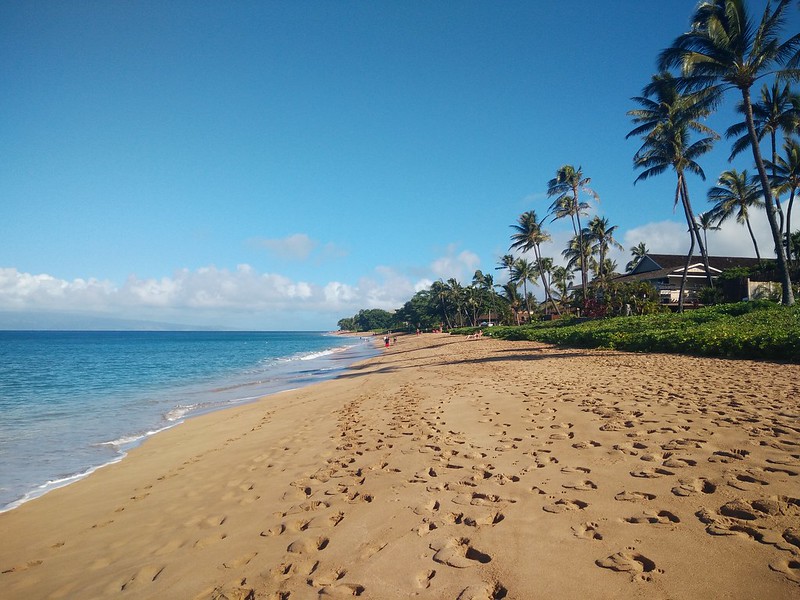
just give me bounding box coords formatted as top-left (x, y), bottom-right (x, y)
top-left (1, 333), bottom-right (799, 599)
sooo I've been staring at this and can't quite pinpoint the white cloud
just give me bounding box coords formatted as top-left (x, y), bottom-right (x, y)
top-left (429, 245), bottom-right (480, 281)
top-left (622, 214), bottom-right (773, 259)
top-left (257, 233), bottom-right (317, 261)
top-left (0, 243), bottom-right (494, 329)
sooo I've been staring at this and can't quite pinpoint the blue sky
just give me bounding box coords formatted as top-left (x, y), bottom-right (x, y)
top-left (2, 1), bottom-right (798, 329)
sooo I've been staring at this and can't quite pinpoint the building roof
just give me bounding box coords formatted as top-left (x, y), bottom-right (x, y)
top-left (615, 254), bottom-right (766, 284)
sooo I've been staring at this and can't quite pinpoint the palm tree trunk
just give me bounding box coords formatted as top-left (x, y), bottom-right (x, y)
top-left (534, 246), bottom-right (561, 316)
top-left (522, 280), bottom-right (532, 320)
top-left (770, 131), bottom-right (785, 237)
top-left (742, 88), bottom-right (794, 305)
top-left (681, 177), bottom-right (713, 288)
top-left (745, 216), bottom-right (762, 263)
top-left (573, 189), bottom-right (588, 301)
top-left (786, 188), bottom-right (796, 255)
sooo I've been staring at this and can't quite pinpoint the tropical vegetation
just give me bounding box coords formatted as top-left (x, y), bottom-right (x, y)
top-left (338, 1), bottom-right (800, 361)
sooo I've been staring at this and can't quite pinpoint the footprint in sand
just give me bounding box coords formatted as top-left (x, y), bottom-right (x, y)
top-left (596, 549), bottom-right (663, 581)
top-left (630, 467), bottom-right (675, 479)
top-left (457, 582), bottom-right (508, 599)
top-left (542, 499), bottom-right (588, 513)
top-left (614, 491), bottom-right (656, 502)
top-left (317, 583), bottom-right (366, 597)
top-left (119, 564), bottom-right (166, 591)
top-left (287, 536), bottom-right (329, 554)
top-left (416, 569), bottom-right (436, 589)
top-left (562, 480), bottom-right (598, 491)
top-left (624, 510), bottom-right (680, 525)
top-left (572, 521), bottom-right (603, 540)
top-left (430, 537), bottom-right (492, 568)
top-left (769, 558), bottom-right (800, 583)
top-left (671, 477), bottom-right (717, 497)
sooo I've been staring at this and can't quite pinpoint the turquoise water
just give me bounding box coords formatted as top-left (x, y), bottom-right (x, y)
top-left (0, 331), bottom-right (377, 511)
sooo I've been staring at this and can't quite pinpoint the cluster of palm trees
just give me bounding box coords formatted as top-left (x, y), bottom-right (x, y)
top-left (627, 0), bottom-right (799, 306)
top-left (501, 165), bottom-right (625, 318)
top-left (343, 1), bottom-right (800, 332)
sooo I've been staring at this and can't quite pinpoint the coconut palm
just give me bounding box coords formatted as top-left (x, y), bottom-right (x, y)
top-left (727, 81), bottom-right (800, 233)
top-left (658, 0), bottom-right (799, 304)
top-left (429, 280), bottom-right (452, 330)
top-left (769, 138), bottom-right (800, 252)
top-left (551, 266), bottom-right (574, 303)
top-left (547, 165), bottom-right (597, 300)
top-left (586, 216), bottom-right (624, 286)
top-left (500, 281), bottom-right (523, 325)
top-left (510, 257), bottom-right (539, 320)
top-left (509, 211), bottom-right (561, 315)
top-left (562, 234), bottom-right (592, 279)
top-left (696, 211), bottom-right (722, 257)
top-left (708, 169), bottom-right (765, 261)
top-left (627, 72), bottom-right (717, 308)
top-left (495, 254), bottom-right (516, 284)
top-left (446, 278), bottom-right (466, 328)
top-left (626, 242), bottom-right (649, 272)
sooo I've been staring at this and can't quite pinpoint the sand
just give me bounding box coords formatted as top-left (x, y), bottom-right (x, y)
top-left (1, 333), bottom-right (799, 599)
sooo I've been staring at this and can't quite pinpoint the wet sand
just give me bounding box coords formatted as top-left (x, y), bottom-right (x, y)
top-left (1, 333), bottom-right (799, 599)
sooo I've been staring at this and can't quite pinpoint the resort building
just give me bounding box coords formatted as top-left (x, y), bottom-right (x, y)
top-left (613, 253), bottom-right (777, 306)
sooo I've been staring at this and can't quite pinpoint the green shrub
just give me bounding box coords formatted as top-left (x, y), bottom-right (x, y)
top-left (483, 302), bottom-right (799, 362)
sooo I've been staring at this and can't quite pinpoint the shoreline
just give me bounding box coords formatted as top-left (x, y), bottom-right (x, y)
top-left (0, 333), bottom-right (379, 515)
top-left (1, 334), bottom-right (798, 599)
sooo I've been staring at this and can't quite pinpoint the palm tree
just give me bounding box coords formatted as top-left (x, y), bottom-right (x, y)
top-left (708, 169), bottom-right (765, 261)
top-left (658, 0), bottom-right (799, 305)
top-left (626, 242), bottom-right (649, 272)
top-left (696, 211), bottom-right (722, 257)
top-left (472, 270), bottom-right (496, 325)
top-left (727, 81), bottom-right (800, 233)
top-left (430, 280), bottom-right (452, 330)
top-left (509, 211), bottom-right (561, 315)
top-left (562, 234), bottom-right (592, 281)
top-left (446, 278), bottom-right (466, 328)
top-left (627, 72), bottom-right (717, 309)
top-left (547, 165), bottom-right (597, 300)
top-left (586, 216), bottom-right (624, 286)
top-left (495, 254), bottom-right (516, 284)
top-left (551, 266), bottom-right (574, 303)
top-left (510, 257), bottom-right (539, 320)
top-left (769, 138), bottom-right (800, 252)
top-left (500, 281), bottom-right (523, 325)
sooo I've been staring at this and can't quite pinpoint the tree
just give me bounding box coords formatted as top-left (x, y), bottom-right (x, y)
top-left (627, 72), bottom-right (718, 309)
top-left (500, 281), bottom-right (523, 325)
top-left (769, 138), bottom-right (800, 251)
top-left (551, 266), bottom-right (574, 304)
top-left (727, 81), bottom-right (800, 233)
top-left (510, 257), bottom-right (539, 320)
top-left (562, 234), bottom-right (593, 298)
top-left (337, 317), bottom-right (356, 331)
top-left (509, 211), bottom-right (561, 315)
top-left (659, 0), bottom-right (799, 305)
top-left (708, 169), bottom-right (765, 261)
top-left (547, 165), bottom-right (597, 300)
top-left (586, 216), bottom-right (624, 286)
top-left (495, 254), bottom-right (516, 284)
top-left (626, 242), bottom-right (649, 272)
top-left (430, 280), bottom-right (452, 330)
top-left (695, 212), bottom-right (721, 256)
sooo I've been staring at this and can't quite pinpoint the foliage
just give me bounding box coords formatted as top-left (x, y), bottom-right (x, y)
top-left (482, 301), bottom-right (800, 362)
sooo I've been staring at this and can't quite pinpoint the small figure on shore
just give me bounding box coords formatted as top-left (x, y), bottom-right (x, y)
top-left (384, 335), bottom-right (390, 348)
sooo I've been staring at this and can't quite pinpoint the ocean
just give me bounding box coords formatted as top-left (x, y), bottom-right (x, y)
top-left (0, 330), bottom-right (378, 512)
